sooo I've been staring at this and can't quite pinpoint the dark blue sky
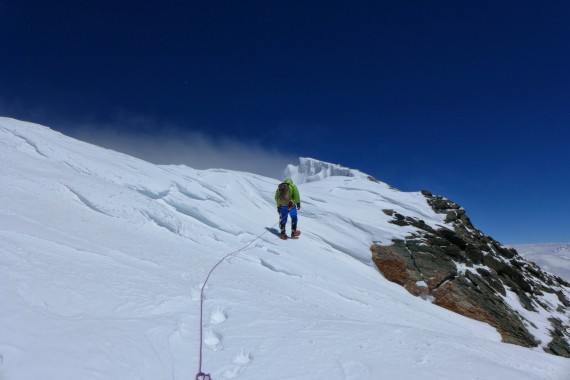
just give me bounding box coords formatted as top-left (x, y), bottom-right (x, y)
top-left (1, 1), bottom-right (569, 243)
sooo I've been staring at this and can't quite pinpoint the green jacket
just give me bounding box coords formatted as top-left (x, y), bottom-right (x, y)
top-left (275, 178), bottom-right (300, 206)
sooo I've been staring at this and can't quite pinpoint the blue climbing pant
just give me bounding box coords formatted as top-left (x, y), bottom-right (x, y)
top-left (279, 205), bottom-right (297, 230)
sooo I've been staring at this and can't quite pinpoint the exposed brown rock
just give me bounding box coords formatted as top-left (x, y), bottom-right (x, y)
top-left (371, 191), bottom-right (570, 357)
top-left (432, 278), bottom-right (537, 347)
top-left (371, 244), bottom-right (424, 296)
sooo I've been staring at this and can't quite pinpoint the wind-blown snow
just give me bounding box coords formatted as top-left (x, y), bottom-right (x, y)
top-left (1, 117), bottom-right (569, 379)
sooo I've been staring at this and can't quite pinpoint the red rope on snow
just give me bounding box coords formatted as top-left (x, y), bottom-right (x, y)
top-left (196, 214), bottom-right (287, 380)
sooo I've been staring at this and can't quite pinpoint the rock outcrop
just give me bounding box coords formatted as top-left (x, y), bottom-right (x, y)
top-left (372, 191), bottom-right (570, 357)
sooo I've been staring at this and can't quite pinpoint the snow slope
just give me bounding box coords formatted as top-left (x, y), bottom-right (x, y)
top-left (511, 244), bottom-right (570, 282)
top-left (1, 117), bottom-right (569, 380)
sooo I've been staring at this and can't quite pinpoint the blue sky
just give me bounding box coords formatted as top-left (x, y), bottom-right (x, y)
top-left (1, 1), bottom-right (569, 244)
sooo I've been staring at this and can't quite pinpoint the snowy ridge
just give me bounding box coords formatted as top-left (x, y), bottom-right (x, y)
top-left (1, 117), bottom-right (569, 379)
top-left (511, 243), bottom-right (570, 282)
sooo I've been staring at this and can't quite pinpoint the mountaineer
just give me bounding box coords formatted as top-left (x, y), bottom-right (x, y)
top-left (274, 178), bottom-right (301, 240)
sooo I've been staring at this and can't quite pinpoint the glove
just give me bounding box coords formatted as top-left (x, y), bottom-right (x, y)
top-left (296, 202), bottom-right (301, 210)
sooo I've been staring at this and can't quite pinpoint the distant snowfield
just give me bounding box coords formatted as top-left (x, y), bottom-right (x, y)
top-left (511, 244), bottom-right (570, 282)
top-left (1, 117), bottom-right (569, 380)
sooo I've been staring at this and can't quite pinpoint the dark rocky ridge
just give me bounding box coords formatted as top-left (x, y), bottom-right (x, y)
top-left (371, 190), bottom-right (570, 357)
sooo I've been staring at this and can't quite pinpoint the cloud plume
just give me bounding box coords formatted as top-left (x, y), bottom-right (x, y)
top-left (65, 117), bottom-right (295, 180)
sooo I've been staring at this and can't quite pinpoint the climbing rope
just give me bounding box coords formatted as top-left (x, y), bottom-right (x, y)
top-left (195, 212), bottom-right (288, 380)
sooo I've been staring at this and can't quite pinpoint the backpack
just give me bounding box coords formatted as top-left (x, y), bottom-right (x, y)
top-left (277, 182), bottom-right (291, 205)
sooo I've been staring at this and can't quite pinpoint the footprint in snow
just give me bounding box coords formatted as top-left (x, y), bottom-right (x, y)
top-left (223, 350), bottom-right (252, 379)
top-left (210, 307), bottom-right (227, 325)
top-left (191, 283), bottom-right (208, 302)
top-left (204, 329), bottom-right (223, 351)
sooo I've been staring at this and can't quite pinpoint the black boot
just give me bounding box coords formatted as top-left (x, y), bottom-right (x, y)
top-left (279, 223), bottom-right (287, 239)
top-left (291, 222), bottom-right (300, 237)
